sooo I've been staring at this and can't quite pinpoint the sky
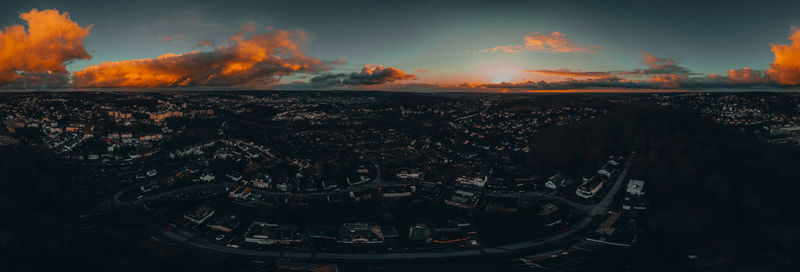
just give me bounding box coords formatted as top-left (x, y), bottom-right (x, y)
top-left (2, 0), bottom-right (800, 91)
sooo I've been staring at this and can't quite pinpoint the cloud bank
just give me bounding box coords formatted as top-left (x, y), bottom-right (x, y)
top-left (508, 52), bottom-right (787, 91)
top-left (73, 25), bottom-right (324, 87)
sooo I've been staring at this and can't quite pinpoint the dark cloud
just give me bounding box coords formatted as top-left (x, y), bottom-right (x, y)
top-left (310, 65), bottom-right (415, 86)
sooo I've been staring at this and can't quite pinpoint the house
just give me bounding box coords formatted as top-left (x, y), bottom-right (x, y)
top-left (225, 171), bottom-right (243, 182)
top-left (545, 173), bottom-right (574, 190)
top-left (347, 175), bottom-right (369, 186)
top-left (229, 186), bottom-right (252, 200)
top-left (356, 165), bottom-right (370, 174)
top-left (626, 179), bottom-right (645, 196)
top-left (444, 190), bottom-right (480, 209)
top-left (337, 223), bottom-right (384, 244)
top-left (576, 176), bottom-right (605, 198)
top-left (597, 168), bottom-right (612, 178)
top-left (199, 171), bottom-right (215, 182)
top-left (184, 206), bottom-right (215, 225)
top-left (349, 188), bottom-right (373, 201)
top-left (455, 176), bottom-right (488, 188)
top-left (396, 168), bottom-right (423, 180)
top-left (244, 222), bottom-right (302, 245)
top-left (250, 174), bottom-right (272, 188)
top-left (276, 183), bottom-right (289, 192)
top-left (598, 159), bottom-right (619, 178)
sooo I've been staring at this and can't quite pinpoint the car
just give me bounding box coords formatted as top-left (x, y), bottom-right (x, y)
top-left (215, 234), bottom-right (225, 241)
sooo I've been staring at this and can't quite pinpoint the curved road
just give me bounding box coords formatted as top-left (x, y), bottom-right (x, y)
top-left (154, 156), bottom-right (634, 262)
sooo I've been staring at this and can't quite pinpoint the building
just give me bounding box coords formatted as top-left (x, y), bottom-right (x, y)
top-left (598, 159), bottom-right (618, 178)
top-left (347, 175), bottom-right (369, 186)
top-left (576, 176), bottom-right (605, 198)
top-left (349, 189), bottom-right (373, 201)
top-left (225, 171), bottom-right (243, 182)
top-left (455, 176), bottom-right (488, 188)
top-left (244, 222), bottom-right (302, 245)
top-left (250, 174), bottom-right (272, 188)
top-left (444, 190), bottom-right (480, 209)
top-left (626, 179), bottom-right (646, 196)
top-left (395, 168), bottom-right (423, 180)
top-left (337, 223), bottom-right (384, 244)
top-left (229, 186), bottom-right (252, 200)
top-left (199, 171), bottom-right (215, 182)
top-left (545, 173), bottom-right (574, 190)
top-left (184, 206), bottom-right (215, 225)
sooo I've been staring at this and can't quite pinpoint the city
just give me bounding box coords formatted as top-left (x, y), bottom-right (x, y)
top-left (2, 91), bottom-right (799, 271)
top-left (3, 0), bottom-right (800, 271)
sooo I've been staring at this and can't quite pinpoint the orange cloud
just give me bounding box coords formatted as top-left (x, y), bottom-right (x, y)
top-left (647, 74), bottom-right (688, 87)
top-left (766, 27), bottom-right (800, 85)
top-left (481, 32), bottom-right (595, 54)
top-left (523, 32), bottom-right (595, 53)
top-left (0, 9), bottom-right (92, 85)
top-left (727, 67), bottom-right (768, 84)
top-left (73, 26), bottom-right (323, 87)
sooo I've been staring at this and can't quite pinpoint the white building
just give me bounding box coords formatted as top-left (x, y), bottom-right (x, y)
top-left (455, 176), bottom-right (488, 188)
top-left (396, 168), bottom-right (423, 180)
top-left (199, 172), bottom-right (215, 182)
top-left (576, 177), bottom-right (605, 198)
top-left (626, 179), bottom-right (645, 196)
